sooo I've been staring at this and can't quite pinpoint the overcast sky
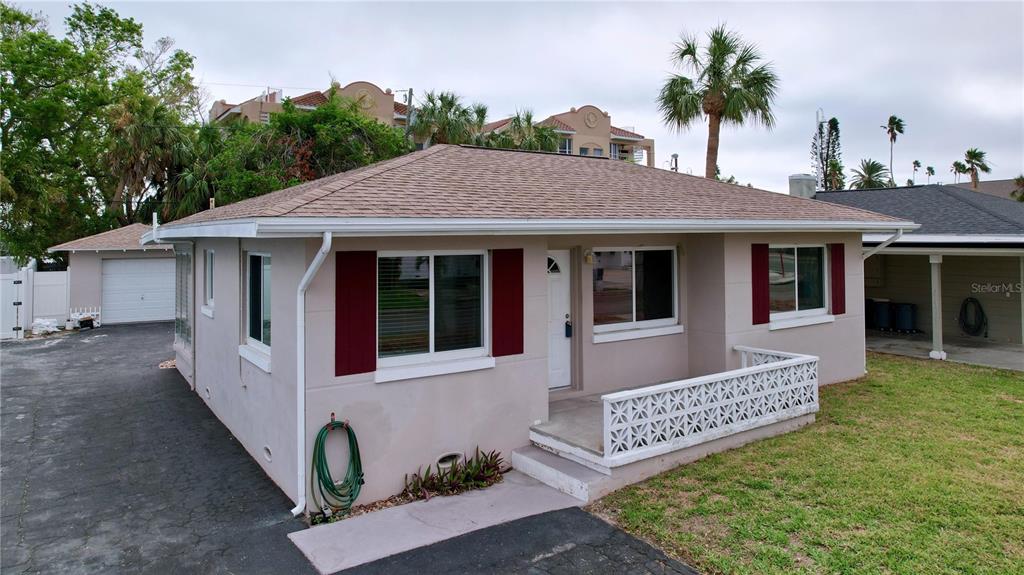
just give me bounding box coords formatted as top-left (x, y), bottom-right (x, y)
top-left (30, 1), bottom-right (1024, 192)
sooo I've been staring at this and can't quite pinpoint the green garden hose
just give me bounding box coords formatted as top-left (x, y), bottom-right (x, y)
top-left (310, 418), bottom-right (364, 515)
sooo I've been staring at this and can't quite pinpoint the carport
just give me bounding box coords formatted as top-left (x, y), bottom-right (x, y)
top-left (816, 185), bottom-right (1024, 368)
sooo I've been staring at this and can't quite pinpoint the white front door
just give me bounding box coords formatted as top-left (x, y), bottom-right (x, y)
top-left (547, 250), bottom-right (572, 390)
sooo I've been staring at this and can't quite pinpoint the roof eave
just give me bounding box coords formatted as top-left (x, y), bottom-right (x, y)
top-left (155, 217), bottom-right (919, 239)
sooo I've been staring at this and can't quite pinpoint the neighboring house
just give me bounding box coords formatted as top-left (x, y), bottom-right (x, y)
top-left (953, 178), bottom-right (1022, 201)
top-left (48, 224), bottom-right (175, 324)
top-left (209, 80), bottom-right (409, 129)
top-left (815, 184), bottom-right (1024, 360)
top-left (145, 145), bottom-right (913, 512)
top-left (483, 105), bottom-right (656, 166)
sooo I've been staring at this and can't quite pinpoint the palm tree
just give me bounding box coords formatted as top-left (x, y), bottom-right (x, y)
top-left (950, 161), bottom-right (968, 183)
top-left (963, 148), bottom-right (991, 189)
top-left (826, 159), bottom-right (845, 190)
top-left (849, 159), bottom-right (890, 189)
top-left (411, 91), bottom-right (488, 146)
top-left (925, 166), bottom-right (935, 184)
top-left (881, 115), bottom-right (905, 184)
top-left (487, 110), bottom-right (559, 152)
top-left (1012, 174), bottom-right (1024, 201)
top-left (912, 160), bottom-right (921, 184)
top-left (658, 25), bottom-right (779, 179)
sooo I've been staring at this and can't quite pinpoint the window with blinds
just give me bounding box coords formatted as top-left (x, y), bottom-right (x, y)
top-left (377, 253), bottom-right (484, 363)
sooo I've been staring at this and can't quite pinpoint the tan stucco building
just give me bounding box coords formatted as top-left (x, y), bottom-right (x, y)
top-left (149, 145), bottom-right (914, 516)
top-left (484, 105), bottom-right (655, 167)
top-left (209, 81), bottom-right (409, 128)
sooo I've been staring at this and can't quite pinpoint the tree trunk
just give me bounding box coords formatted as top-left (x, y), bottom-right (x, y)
top-left (889, 142), bottom-right (894, 183)
top-left (971, 170), bottom-right (979, 189)
top-left (705, 113), bottom-right (721, 179)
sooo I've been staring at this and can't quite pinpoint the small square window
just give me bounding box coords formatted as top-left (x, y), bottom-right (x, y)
top-left (579, 147), bottom-right (589, 157)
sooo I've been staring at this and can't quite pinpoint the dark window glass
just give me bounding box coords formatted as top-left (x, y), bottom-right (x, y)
top-left (434, 255), bottom-right (482, 352)
top-left (377, 256), bottom-right (429, 357)
top-left (593, 251), bottom-right (634, 325)
top-left (247, 254), bottom-right (271, 345)
top-left (636, 250), bottom-right (674, 321)
top-left (768, 247), bottom-right (796, 313)
top-left (797, 247), bottom-right (825, 310)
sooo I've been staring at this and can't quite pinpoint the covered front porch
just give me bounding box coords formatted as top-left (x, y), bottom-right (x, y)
top-left (525, 346), bottom-right (820, 475)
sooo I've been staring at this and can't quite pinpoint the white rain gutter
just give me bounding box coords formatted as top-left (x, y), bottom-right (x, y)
top-left (291, 231), bottom-right (333, 517)
top-left (863, 229), bottom-right (902, 260)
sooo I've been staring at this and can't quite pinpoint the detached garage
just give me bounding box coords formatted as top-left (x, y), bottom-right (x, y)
top-left (49, 224), bottom-right (175, 324)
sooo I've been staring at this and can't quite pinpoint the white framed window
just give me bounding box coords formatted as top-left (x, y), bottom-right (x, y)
top-left (593, 147), bottom-right (604, 158)
top-left (174, 246), bottom-right (193, 346)
top-left (610, 143), bottom-right (621, 160)
top-left (558, 138), bottom-right (573, 154)
top-left (204, 249), bottom-right (215, 307)
top-left (376, 250), bottom-right (488, 368)
top-left (245, 252), bottom-right (272, 348)
top-left (768, 245), bottom-right (828, 320)
top-left (579, 147), bottom-right (589, 156)
top-left (592, 247), bottom-right (678, 334)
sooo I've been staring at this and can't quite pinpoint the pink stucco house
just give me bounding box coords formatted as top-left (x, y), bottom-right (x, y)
top-left (144, 145), bottom-right (916, 514)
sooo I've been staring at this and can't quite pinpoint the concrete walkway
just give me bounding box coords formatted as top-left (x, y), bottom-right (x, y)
top-left (288, 471), bottom-right (581, 574)
top-left (867, 331), bottom-right (1023, 371)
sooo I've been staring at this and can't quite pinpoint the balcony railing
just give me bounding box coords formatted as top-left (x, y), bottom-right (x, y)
top-left (600, 346), bottom-right (819, 466)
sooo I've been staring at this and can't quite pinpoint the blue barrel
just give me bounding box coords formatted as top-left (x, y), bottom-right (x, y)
top-left (874, 301), bottom-right (892, 330)
top-left (895, 303), bottom-right (916, 332)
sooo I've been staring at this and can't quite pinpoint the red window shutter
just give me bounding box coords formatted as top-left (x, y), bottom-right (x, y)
top-left (829, 243), bottom-right (846, 315)
top-left (751, 244), bottom-right (770, 325)
top-left (335, 251), bottom-right (377, 376)
top-left (491, 249), bottom-right (524, 356)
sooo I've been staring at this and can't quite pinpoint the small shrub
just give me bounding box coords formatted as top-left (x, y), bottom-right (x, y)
top-left (403, 448), bottom-right (505, 500)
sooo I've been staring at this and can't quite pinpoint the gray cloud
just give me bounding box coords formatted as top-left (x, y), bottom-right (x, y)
top-left (31, 1), bottom-right (1024, 190)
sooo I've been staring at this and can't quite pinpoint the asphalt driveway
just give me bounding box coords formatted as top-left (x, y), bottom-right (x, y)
top-left (0, 323), bottom-right (313, 574)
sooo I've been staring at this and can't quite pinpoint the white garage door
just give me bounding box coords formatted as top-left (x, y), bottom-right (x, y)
top-left (101, 258), bottom-right (175, 324)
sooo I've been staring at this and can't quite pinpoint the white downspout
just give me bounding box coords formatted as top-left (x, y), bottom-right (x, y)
top-left (863, 228), bottom-right (903, 260)
top-left (291, 232), bottom-right (333, 517)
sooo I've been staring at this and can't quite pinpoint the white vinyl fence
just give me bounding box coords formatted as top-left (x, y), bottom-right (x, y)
top-left (0, 260), bottom-right (70, 339)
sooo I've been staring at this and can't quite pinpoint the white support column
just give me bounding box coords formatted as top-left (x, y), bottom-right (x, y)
top-left (929, 254), bottom-right (946, 360)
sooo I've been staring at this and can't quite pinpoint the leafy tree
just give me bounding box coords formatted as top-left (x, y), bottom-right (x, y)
top-left (881, 115), bottom-right (905, 185)
top-left (962, 148), bottom-right (991, 189)
top-left (925, 166), bottom-right (935, 183)
top-left (950, 161), bottom-right (968, 184)
top-left (658, 25), bottom-right (778, 179)
top-left (485, 110), bottom-right (558, 152)
top-left (0, 3), bottom-right (144, 262)
top-left (850, 159), bottom-right (890, 189)
top-left (411, 90), bottom-right (488, 145)
top-left (1012, 174), bottom-right (1024, 202)
top-left (811, 117), bottom-right (843, 190)
top-left (912, 160), bottom-right (921, 184)
top-left (905, 179), bottom-right (914, 186)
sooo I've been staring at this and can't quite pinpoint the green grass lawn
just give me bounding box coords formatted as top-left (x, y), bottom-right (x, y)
top-left (591, 353), bottom-right (1024, 575)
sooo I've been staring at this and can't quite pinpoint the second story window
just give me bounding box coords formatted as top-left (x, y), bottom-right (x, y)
top-left (558, 138), bottom-right (572, 154)
top-left (579, 147), bottom-right (590, 157)
top-left (593, 147), bottom-right (604, 158)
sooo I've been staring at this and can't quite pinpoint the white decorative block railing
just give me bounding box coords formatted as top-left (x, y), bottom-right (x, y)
top-left (601, 346), bottom-right (818, 466)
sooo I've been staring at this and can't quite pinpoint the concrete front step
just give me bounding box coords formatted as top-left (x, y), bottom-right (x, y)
top-left (510, 445), bottom-right (610, 502)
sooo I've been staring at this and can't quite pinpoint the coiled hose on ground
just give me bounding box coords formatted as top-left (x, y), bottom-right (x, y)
top-left (958, 297), bottom-right (988, 338)
top-left (310, 418), bottom-right (364, 515)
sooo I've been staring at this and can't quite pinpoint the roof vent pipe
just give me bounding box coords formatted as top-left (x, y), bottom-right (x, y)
top-left (789, 174), bottom-right (817, 198)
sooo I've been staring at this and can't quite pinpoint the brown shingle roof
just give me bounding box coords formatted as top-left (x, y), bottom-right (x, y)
top-left (610, 125), bottom-right (644, 139)
top-left (290, 91), bottom-right (329, 107)
top-left (48, 223), bottom-right (172, 252)
top-left (168, 146), bottom-right (903, 227)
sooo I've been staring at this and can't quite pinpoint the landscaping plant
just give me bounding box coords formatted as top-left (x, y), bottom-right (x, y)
top-left (403, 448), bottom-right (505, 500)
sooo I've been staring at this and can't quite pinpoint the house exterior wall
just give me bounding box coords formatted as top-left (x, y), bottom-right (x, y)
top-left (184, 237), bottom-right (306, 501)
top-left (67, 250), bottom-right (173, 310)
top-left (686, 232), bottom-right (867, 385)
top-left (866, 253), bottom-right (1023, 344)
top-left (181, 230), bottom-right (872, 508)
top-left (334, 81), bottom-right (396, 126)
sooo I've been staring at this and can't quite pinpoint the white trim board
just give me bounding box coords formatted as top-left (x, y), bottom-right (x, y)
top-left (145, 217), bottom-right (919, 243)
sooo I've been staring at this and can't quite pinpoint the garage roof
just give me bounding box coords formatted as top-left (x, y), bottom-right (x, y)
top-left (48, 223), bottom-right (173, 252)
